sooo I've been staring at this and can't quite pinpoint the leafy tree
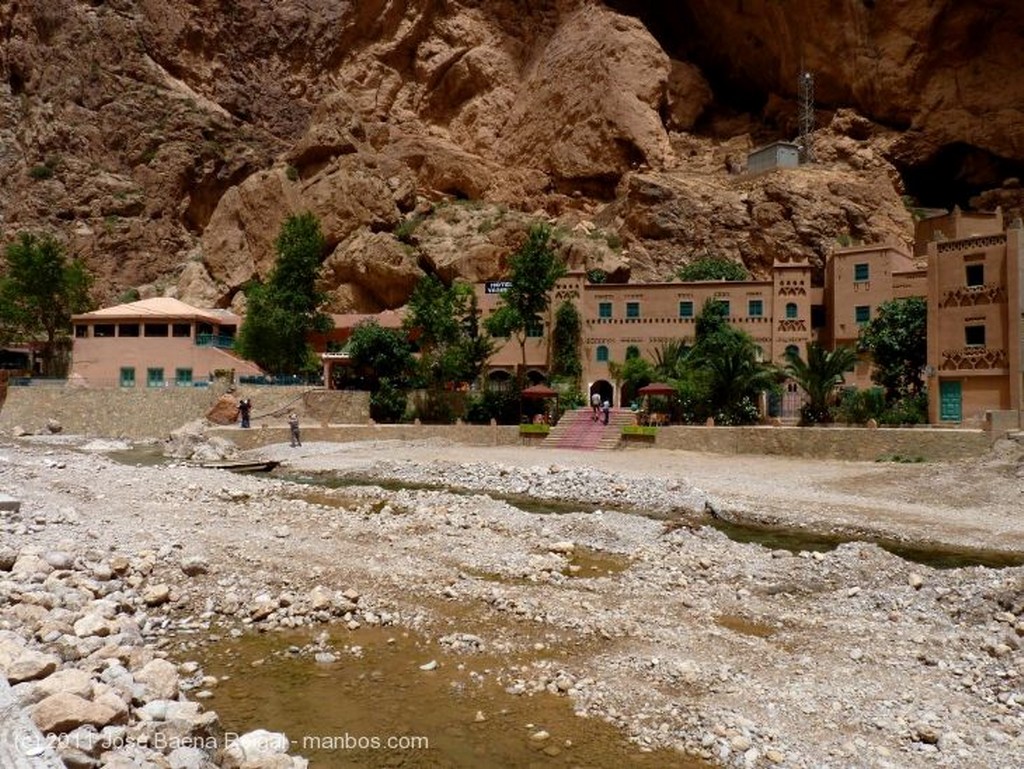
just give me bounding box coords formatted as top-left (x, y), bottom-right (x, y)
top-left (236, 212), bottom-right (333, 375)
top-left (785, 343), bottom-right (858, 424)
top-left (346, 320), bottom-right (415, 422)
top-left (687, 299), bottom-right (779, 424)
top-left (676, 256), bottom-right (749, 282)
top-left (0, 232), bottom-right (92, 377)
top-left (858, 297), bottom-right (927, 402)
top-left (484, 223), bottom-right (565, 382)
top-left (405, 276), bottom-right (494, 392)
top-left (608, 355), bottom-right (654, 407)
top-left (550, 300), bottom-right (582, 382)
top-left (403, 276), bottom-right (495, 422)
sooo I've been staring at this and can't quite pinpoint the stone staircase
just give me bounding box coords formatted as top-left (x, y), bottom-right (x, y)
top-left (541, 407), bottom-right (632, 451)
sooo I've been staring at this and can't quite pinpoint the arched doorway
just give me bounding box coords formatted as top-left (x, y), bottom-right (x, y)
top-left (589, 380), bottom-right (614, 407)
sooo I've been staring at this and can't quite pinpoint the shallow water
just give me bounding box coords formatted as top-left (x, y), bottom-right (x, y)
top-left (192, 626), bottom-right (710, 768)
top-left (103, 449), bottom-right (1024, 569)
top-left (295, 472), bottom-right (1024, 570)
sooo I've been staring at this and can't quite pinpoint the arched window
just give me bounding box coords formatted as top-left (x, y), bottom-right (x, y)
top-left (625, 345), bottom-right (640, 360)
top-left (785, 344), bottom-right (800, 360)
top-left (785, 302), bottom-right (798, 319)
top-left (596, 345), bottom-right (609, 362)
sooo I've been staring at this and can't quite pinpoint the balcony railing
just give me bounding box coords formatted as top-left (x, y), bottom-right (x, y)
top-left (195, 334), bottom-right (236, 349)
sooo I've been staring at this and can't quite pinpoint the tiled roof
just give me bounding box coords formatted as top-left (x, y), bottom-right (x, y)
top-left (73, 298), bottom-right (238, 324)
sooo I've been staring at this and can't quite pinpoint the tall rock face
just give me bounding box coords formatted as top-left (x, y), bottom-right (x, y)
top-left (0, 1), bottom-right (1020, 312)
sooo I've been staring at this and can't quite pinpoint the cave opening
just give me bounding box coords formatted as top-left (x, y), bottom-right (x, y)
top-left (899, 143), bottom-right (1024, 211)
top-left (602, 0), bottom-right (769, 118)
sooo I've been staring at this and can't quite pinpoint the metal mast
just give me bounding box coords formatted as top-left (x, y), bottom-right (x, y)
top-left (797, 70), bottom-right (815, 163)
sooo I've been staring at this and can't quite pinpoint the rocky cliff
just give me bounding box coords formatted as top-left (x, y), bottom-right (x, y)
top-left (2, 0), bottom-right (1021, 312)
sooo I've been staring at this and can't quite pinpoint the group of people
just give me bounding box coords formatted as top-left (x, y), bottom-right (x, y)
top-left (237, 396), bottom-right (301, 447)
top-left (590, 392), bottom-right (610, 425)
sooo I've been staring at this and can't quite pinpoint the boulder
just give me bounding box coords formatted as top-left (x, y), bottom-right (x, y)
top-left (30, 692), bottom-right (120, 734)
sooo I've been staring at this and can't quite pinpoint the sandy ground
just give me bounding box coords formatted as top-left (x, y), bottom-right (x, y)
top-left (2, 434), bottom-right (1024, 768)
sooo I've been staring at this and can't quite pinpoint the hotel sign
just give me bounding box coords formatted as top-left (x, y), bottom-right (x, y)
top-left (485, 281), bottom-right (512, 294)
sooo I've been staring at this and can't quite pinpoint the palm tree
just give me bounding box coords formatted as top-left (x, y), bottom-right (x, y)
top-left (785, 343), bottom-right (858, 424)
top-left (652, 340), bottom-right (689, 380)
top-left (694, 332), bottom-right (780, 424)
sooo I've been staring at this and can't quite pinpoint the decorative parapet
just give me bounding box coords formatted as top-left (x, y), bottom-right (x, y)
top-left (936, 234), bottom-right (1006, 253)
top-left (777, 319), bottom-right (807, 332)
top-left (940, 346), bottom-right (1008, 370)
top-left (777, 285), bottom-right (807, 296)
top-left (939, 283), bottom-right (1007, 307)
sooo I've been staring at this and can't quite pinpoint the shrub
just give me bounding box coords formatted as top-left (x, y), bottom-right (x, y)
top-left (465, 388), bottom-right (520, 425)
top-left (837, 387), bottom-right (886, 425)
top-left (878, 393), bottom-right (928, 426)
top-left (394, 215), bottom-right (424, 244)
top-left (370, 379), bottom-right (408, 423)
top-left (29, 164), bottom-right (54, 180)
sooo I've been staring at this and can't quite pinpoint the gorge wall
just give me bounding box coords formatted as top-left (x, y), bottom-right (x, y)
top-left (1, 0), bottom-right (1022, 313)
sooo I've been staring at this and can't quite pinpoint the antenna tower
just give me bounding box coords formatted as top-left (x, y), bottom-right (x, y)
top-left (797, 70), bottom-right (815, 163)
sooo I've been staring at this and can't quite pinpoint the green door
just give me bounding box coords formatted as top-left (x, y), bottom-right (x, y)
top-left (939, 380), bottom-right (962, 422)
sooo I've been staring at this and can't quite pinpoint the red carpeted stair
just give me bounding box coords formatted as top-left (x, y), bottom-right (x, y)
top-left (540, 407), bottom-right (633, 450)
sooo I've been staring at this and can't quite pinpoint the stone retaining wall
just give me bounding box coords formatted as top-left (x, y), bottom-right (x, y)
top-left (212, 422), bottom-right (523, 449)
top-left (0, 386), bottom-right (369, 441)
top-left (649, 424), bottom-right (992, 462)
top-left (0, 386), bottom-right (994, 460)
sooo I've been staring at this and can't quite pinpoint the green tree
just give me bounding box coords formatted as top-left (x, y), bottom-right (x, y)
top-left (608, 354), bottom-right (654, 407)
top-left (785, 343), bottom-right (858, 424)
top-left (236, 213), bottom-right (333, 375)
top-left (550, 300), bottom-right (582, 382)
top-left (652, 340), bottom-right (690, 380)
top-left (346, 320), bottom-right (415, 422)
top-left (403, 276), bottom-right (495, 421)
top-left (858, 297), bottom-right (927, 402)
top-left (687, 299), bottom-right (779, 424)
top-left (405, 276), bottom-right (494, 391)
top-left (0, 232), bottom-right (93, 377)
top-left (676, 256), bottom-right (749, 282)
top-left (483, 223), bottom-right (565, 382)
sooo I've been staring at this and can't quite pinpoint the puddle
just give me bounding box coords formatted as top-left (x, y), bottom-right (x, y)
top-left (708, 518), bottom-right (1024, 570)
top-left (189, 625), bottom-right (710, 769)
top-left (562, 547), bottom-right (631, 578)
top-left (104, 445), bottom-right (170, 468)
top-left (714, 615), bottom-right (776, 639)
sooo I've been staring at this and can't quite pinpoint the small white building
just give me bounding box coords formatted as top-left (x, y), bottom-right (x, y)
top-left (746, 141), bottom-right (801, 175)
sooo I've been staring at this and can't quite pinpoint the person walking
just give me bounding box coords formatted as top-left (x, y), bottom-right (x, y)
top-left (288, 412), bottom-right (301, 447)
top-left (238, 398), bottom-right (252, 429)
top-left (601, 400), bottom-right (610, 425)
top-left (591, 391), bottom-right (601, 421)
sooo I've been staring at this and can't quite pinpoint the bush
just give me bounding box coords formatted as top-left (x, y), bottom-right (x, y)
top-left (370, 379), bottom-right (408, 423)
top-left (29, 164), bottom-right (54, 180)
top-left (465, 388), bottom-right (520, 425)
top-left (878, 393), bottom-right (928, 425)
top-left (394, 215), bottom-right (424, 245)
top-left (837, 387), bottom-right (886, 425)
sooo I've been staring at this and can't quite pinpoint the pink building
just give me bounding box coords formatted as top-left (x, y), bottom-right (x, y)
top-left (70, 298), bottom-right (263, 387)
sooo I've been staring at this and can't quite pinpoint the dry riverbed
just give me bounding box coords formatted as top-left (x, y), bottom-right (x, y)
top-left (1, 434), bottom-right (1023, 768)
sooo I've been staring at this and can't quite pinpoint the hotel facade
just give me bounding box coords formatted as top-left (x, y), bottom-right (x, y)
top-left (476, 209), bottom-right (1024, 428)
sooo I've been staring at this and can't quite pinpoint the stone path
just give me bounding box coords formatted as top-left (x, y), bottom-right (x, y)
top-left (0, 678), bottom-right (64, 768)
